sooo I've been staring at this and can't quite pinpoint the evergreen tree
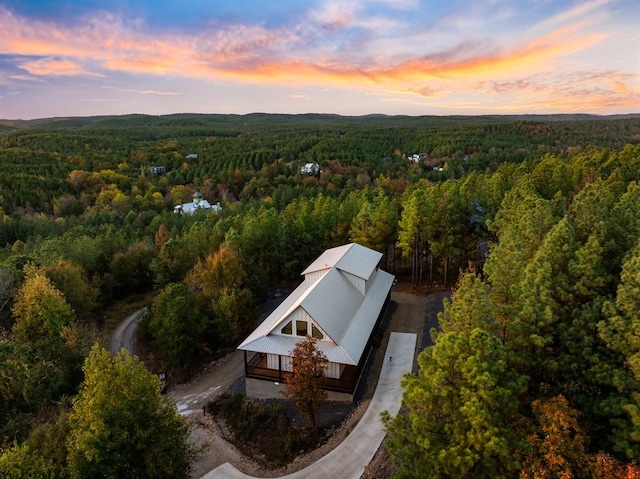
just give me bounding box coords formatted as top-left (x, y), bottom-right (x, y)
top-left (599, 241), bottom-right (640, 459)
top-left (384, 329), bottom-right (526, 478)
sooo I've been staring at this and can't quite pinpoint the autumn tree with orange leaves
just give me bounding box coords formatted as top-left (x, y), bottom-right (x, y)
top-left (284, 336), bottom-right (328, 429)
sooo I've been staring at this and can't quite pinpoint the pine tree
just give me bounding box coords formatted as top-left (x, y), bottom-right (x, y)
top-left (384, 329), bottom-right (526, 478)
top-left (598, 241), bottom-right (640, 459)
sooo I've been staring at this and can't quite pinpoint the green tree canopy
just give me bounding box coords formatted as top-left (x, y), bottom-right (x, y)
top-left (0, 410), bottom-right (70, 479)
top-left (598, 240), bottom-right (640, 459)
top-left (184, 244), bottom-right (246, 302)
top-left (349, 187), bottom-right (398, 259)
top-left (42, 259), bottom-right (99, 322)
top-left (67, 345), bottom-right (194, 478)
top-left (144, 282), bottom-right (206, 370)
top-left (384, 329), bottom-right (527, 479)
top-left (11, 265), bottom-right (76, 353)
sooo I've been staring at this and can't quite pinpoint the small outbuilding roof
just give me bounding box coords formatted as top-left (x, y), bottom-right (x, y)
top-left (301, 243), bottom-right (383, 280)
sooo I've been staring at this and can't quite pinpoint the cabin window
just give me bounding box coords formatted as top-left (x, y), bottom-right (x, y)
top-left (296, 320), bottom-right (308, 337)
top-left (281, 321), bottom-right (292, 335)
top-left (312, 325), bottom-right (323, 340)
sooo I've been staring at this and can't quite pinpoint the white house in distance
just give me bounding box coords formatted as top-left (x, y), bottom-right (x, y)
top-left (300, 162), bottom-right (320, 175)
top-left (238, 243), bottom-right (394, 401)
top-left (173, 191), bottom-right (221, 215)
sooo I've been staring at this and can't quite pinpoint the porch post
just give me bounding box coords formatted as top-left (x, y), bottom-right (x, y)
top-left (243, 350), bottom-right (247, 376)
top-left (278, 355), bottom-right (282, 382)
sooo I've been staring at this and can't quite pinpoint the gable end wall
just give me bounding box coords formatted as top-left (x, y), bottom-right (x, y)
top-left (305, 269), bottom-right (329, 288)
top-left (343, 270), bottom-right (366, 294)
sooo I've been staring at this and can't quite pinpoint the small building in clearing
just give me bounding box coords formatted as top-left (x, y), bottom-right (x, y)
top-left (300, 162), bottom-right (320, 175)
top-left (150, 165), bottom-right (166, 176)
top-left (238, 243), bottom-right (394, 401)
top-left (173, 191), bottom-right (221, 215)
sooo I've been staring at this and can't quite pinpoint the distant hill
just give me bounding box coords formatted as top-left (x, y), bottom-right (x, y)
top-left (1, 112), bottom-right (638, 133)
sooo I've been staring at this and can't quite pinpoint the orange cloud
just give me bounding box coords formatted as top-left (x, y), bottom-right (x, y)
top-left (20, 57), bottom-right (99, 76)
top-left (369, 24), bottom-right (605, 84)
top-left (416, 71), bottom-right (639, 115)
top-left (101, 86), bottom-right (182, 96)
top-left (287, 92), bottom-right (311, 100)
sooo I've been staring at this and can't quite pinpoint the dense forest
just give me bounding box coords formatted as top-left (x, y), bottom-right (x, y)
top-left (0, 113), bottom-right (638, 477)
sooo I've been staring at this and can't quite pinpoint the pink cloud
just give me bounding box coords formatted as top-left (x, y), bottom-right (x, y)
top-left (101, 86), bottom-right (182, 96)
top-left (20, 57), bottom-right (99, 76)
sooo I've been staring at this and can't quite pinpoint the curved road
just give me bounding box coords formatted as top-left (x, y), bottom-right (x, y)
top-left (110, 308), bottom-right (145, 356)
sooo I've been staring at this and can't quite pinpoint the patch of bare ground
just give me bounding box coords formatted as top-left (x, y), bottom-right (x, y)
top-left (362, 446), bottom-right (395, 479)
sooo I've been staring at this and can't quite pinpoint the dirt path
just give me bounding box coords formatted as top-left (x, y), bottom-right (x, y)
top-left (168, 350), bottom-right (251, 478)
top-left (109, 308), bottom-right (144, 356)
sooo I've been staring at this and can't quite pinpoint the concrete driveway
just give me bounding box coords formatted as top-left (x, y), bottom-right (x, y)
top-left (201, 331), bottom-right (416, 479)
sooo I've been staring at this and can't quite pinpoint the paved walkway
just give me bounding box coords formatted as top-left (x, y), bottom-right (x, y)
top-left (201, 331), bottom-right (417, 479)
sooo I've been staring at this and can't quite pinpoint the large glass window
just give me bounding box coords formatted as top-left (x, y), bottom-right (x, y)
top-left (281, 321), bottom-right (292, 335)
top-left (296, 320), bottom-right (308, 337)
top-left (312, 325), bottom-right (323, 340)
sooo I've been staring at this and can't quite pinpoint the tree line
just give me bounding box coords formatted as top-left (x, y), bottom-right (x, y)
top-left (385, 144), bottom-right (640, 477)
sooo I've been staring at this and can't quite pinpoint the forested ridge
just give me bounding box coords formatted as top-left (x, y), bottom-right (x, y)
top-left (0, 113), bottom-right (638, 477)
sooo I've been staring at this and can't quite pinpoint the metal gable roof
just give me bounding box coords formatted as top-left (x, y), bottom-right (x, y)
top-left (238, 334), bottom-right (357, 365)
top-left (238, 243), bottom-right (394, 366)
top-left (237, 281), bottom-right (309, 349)
top-left (339, 269), bottom-right (395, 364)
top-left (238, 267), bottom-right (362, 350)
top-left (238, 269), bottom-right (394, 366)
top-left (298, 267), bottom-right (363, 344)
top-left (301, 243), bottom-right (352, 276)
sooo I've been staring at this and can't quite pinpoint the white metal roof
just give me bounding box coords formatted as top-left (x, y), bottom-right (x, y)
top-left (301, 243), bottom-right (382, 280)
top-left (173, 200), bottom-right (221, 215)
top-left (238, 334), bottom-right (356, 364)
top-left (296, 267), bottom-right (363, 344)
top-left (238, 243), bottom-right (394, 366)
top-left (339, 269), bottom-right (394, 364)
top-left (239, 281), bottom-right (309, 345)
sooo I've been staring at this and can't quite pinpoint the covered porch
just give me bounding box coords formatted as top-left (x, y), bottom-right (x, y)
top-left (243, 351), bottom-right (360, 394)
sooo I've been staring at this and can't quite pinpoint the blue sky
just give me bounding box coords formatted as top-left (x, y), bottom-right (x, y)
top-left (0, 0), bottom-right (638, 119)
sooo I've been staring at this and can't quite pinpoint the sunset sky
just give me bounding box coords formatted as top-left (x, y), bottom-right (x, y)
top-left (0, 0), bottom-right (638, 119)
